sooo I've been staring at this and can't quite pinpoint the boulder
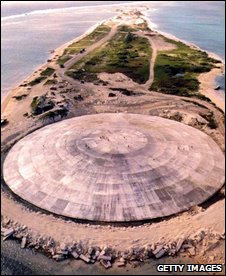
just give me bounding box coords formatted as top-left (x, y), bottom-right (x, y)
top-left (2, 228), bottom-right (14, 240)
top-left (79, 254), bottom-right (90, 263)
top-left (21, 237), bottom-right (27, 249)
top-left (52, 254), bottom-right (65, 261)
top-left (154, 249), bottom-right (166, 259)
top-left (98, 255), bottom-right (112, 261)
top-left (188, 247), bottom-right (196, 256)
top-left (176, 238), bottom-right (184, 252)
top-left (205, 240), bottom-right (220, 252)
top-left (71, 251), bottom-right (79, 259)
top-left (152, 245), bottom-right (163, 255)
top-left (99, 259), bottom-right (112, 269)
top-left (74, 95), bottom-right (84, 101)
top-left (116, 261), bottom-right (126, 267)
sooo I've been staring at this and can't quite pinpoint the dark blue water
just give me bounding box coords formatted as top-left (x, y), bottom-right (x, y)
top-left (1, 1), bottom-right (225, 99)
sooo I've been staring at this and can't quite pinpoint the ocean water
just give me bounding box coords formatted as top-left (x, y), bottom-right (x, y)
top-left (1, 1), bottom-right (225, 100)
top-left (1, 2), bottom-right (119, 98)
top-left (147, 1), bottom-right (225, 92)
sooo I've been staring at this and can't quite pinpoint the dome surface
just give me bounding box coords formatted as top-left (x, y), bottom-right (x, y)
top-left (3, 113), bottom-right (225, 222)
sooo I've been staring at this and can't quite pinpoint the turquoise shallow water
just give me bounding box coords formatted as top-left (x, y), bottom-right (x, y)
top-left (147, 1), bottom-right (225, 91)
top-left (1, 1), bottom-right (225, 99)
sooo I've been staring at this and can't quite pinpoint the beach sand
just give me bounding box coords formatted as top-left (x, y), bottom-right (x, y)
top-left (198, 66), bottom-right (225, 111)
top-left (1, 7), bottom-right (225, 274)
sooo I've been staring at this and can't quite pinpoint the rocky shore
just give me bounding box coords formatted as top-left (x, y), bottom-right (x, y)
top-left (1, 7), bottom-right (225, 274)
top-left (1, 215), bottom-right (225, 270)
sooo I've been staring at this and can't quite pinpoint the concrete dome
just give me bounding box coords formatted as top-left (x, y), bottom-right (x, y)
top-left (3, 113), bottom-right (225, 222)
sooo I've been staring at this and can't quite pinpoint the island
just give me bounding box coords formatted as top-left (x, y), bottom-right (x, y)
top-left (1, 8), bottom-right (225, 272)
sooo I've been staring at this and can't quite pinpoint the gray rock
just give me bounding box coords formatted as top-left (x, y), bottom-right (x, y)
top-left (21, 237), bottom-right (27, 249)
top-left (52, 254), bottom-right (64, 261)
top-left (182, 243), bottom-right (193, 249)
top-left (99, 259), bottom-right (112, 269)
top-left (131, 261), bottom-right (141, 268)
top-left (188, 247), bottom-right (196, 256)
top-left (79, 254), bottom-right (90, 263)
top-left (152, 245), bottom-right (163, 255)
top-left (71, 251), bottom-right (79, 259)
top-left (60, 243), bottom-right (68, 251)
top-left (119, 257), bottom-right (125, 263)
top-left (88, 246), bottom-right (95, 255)
top-left (92, 250), bottom-right (100, 260)
top-left (155, 249), bottom-right (166, 259)
top-left (2, 228), bottom-right (14, 240)
top-left (116, 261), bottom-right (126, 267)
top-left (205, 240), bottom-right (220, 252)
top-left (176, 238), bottom-right (184, 252)
top-left (98, 255), bottom-right (112, 261)
top-left (57, 250), bottom-right (68, 255)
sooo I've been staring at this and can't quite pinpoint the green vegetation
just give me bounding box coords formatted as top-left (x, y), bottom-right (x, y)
top-left (57, 24), bottom-right (111, 65)
top-left (31, 96), bottom-right (39, 110)
top-left (28, 76), bottom-right (47, 86)
top-left (57, 55), bottom-right (71, 66)
top-left (110, 88), bottom-right (136, 96)
top-left (150, 37), bottom-right (220, 97)
top-left (199, 111), bottom-right (218, 129)
top-left (40, 108), bottom-right (68, 120)
top-left (44, 78), bottom-right (58, 85)
top-left (13, 94), bottom-right (28, 101)
top-left (28, 67), bottom-right (55, 86)
top-left (118, 22), bottom-right (150, 32)
top-left (40, 67), bottom-right (55, 77)
top-left (30, 95), bottom-right (54, 115)
top-left (168, 112), bottom-right (183, 122)
top-left (192, 93), bottom-right (212, 102)
top-left (118, 25), bottom-right (136, 33)
top-left (67, 27), bottom-right (152, 84)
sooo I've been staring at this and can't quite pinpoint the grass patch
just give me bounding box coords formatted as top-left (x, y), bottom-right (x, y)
top-left (30, 95), bottom-right (54, 115)
top-left (13, 94), bottom-right (28, 101)
top-left (150, 37), bottom-right (219, 96)
top-left (57, 55), bottom-right (71, 66)
top-left (40, 108), bottom-right (68, 120)
top-left (57, 24), bottom-right (111, 65)
top-left (28, 76), bottom-right (47, 86)
top-left (40, 67), bottom-right (55, 77)
top-left (67, 27), bottom-right (152, 84)
top-left (31, 96), bottom-right (39, 110)
top-left (44, 79), bottom-right (58, 85)
top-left (28, 67), bottom-right (55, 86)
top-left (66, 70), bottom-right (99, 82)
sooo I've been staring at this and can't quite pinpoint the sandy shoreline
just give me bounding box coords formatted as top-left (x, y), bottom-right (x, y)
top-left (143, 13), bottom-right (225, 112)
top-left (2, 9), bottom-right (225, 116)
top-left (1, 19), bottom-right (107, 114)
top-left (1, 8), bottom-right (225, 272)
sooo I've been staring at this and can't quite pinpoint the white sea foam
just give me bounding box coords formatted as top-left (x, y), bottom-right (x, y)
top-left (1, 1), bottom-right (150, 22)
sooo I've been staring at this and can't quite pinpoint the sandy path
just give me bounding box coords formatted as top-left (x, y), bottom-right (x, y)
top-left (57, 25), bottom-right (118, 83)
top-left (146, 37), bottom-right (157, 88)
top-left (1, 10), bottom-right (225, 265)
top-left (136, 31), bottom-right (177, 89)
